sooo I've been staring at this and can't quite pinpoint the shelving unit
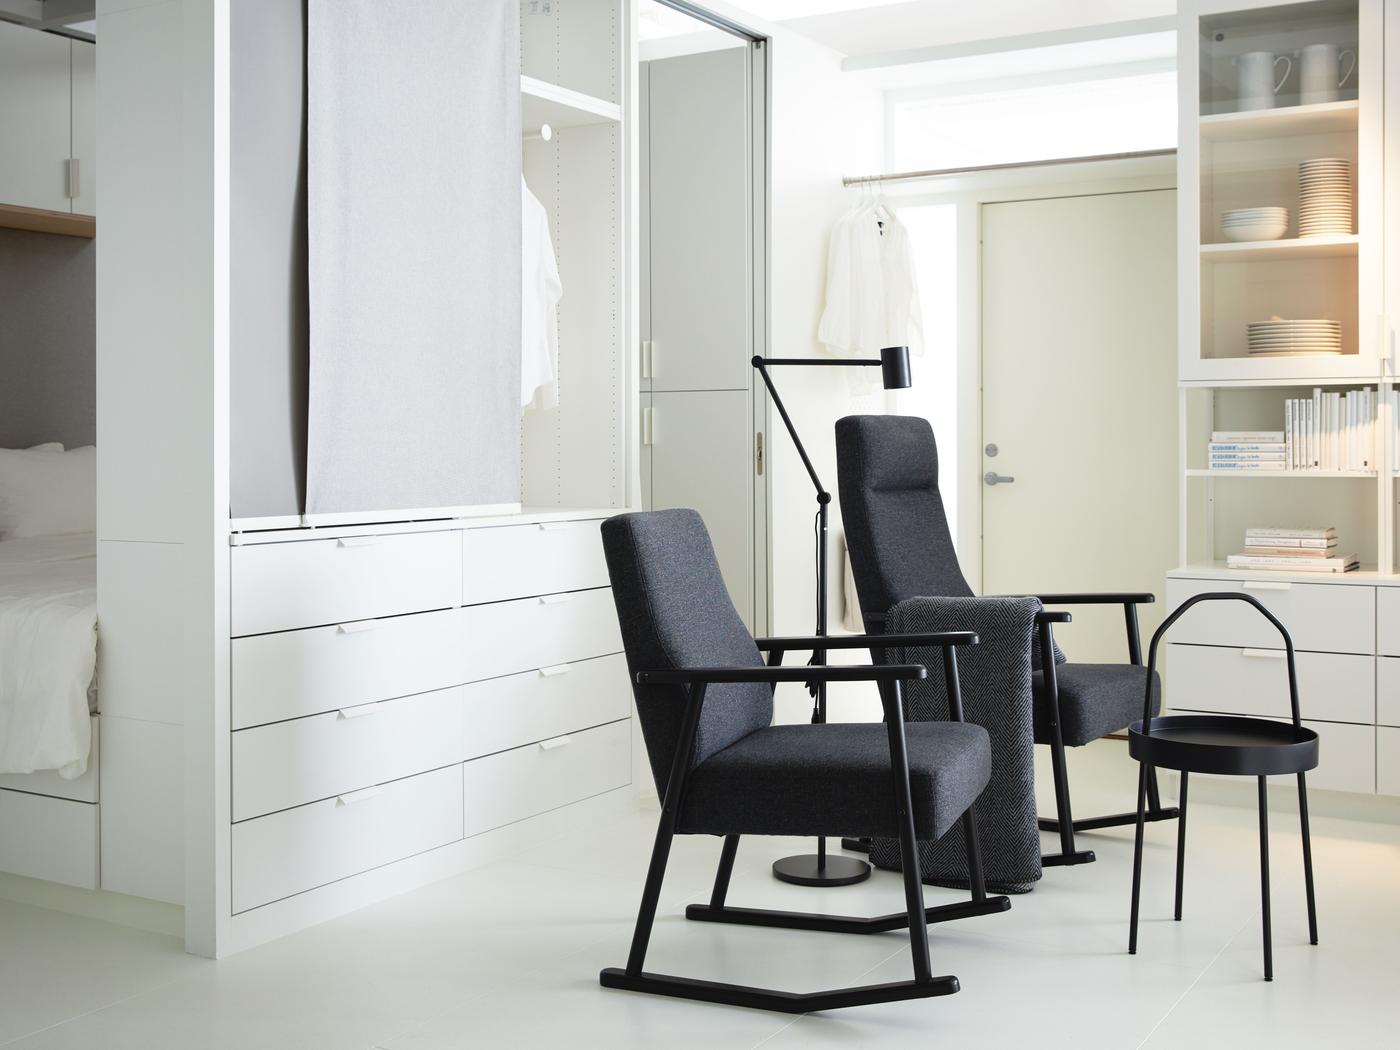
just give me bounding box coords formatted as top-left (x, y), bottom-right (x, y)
top-left (521, 74), bottom-right (623, 129)
top-left (1199, 233), bottom-right (1357, 261)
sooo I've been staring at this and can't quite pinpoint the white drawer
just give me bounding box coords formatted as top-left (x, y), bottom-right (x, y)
top-left (232, 687), bottom-right (466, 822)
top-left (1166, 644), bottom-right (1374, 725)
top-left (1165, 577), bottom-right (1373, 655)
top-left (462, 519), bottom-right (608, 604)
top-left (1378, 727), bottom-right (1400, 796)
top-left (464, 654), bottom-right (631, 761)
top-left (1169, 713), bottom-right (1374, 794)
top-left (1377, 657), bottom-right (1400, 728)
top-left (460, 587), bottom-right (622, 683)
top-left (1376, 587), bottom-right (1400, 656)
top-left (463, 719), bottom-right (630, 838)
top-left (231, 531), bottom-right (461, 637)
top-left (232, 608), bottom-right (465, 729)
top-left (232, 764), bottom-right (463, 913)
top-left (0, 790), bottom-right (98, 889)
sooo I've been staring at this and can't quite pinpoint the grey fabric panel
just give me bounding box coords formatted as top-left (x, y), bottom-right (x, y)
top-left (836, 413), bottom-right (1065, 668)
top-left (230, 0), bottom-right (308, 519)
top-left (306, 0), bottom-right (521, 515)
top-left (870, 595), bottom-right (1043, 893)
top-left (600, 509), bottom-right (772, 796)
top-left (1034, 663), bottom-right (1161, 747)
top-left (681, 722), bottom-right (990, 840)
top-left (0, 229), bottom-right (94, 449)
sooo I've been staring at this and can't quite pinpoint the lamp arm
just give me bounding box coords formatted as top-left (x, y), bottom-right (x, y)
top-left (752, 356), bottom-right (829, 501)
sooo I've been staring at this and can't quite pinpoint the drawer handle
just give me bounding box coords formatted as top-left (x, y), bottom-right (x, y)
top-left (537, 521), bottom-right (576, 531)
top-left (539, 593), bottom-right (572, 605)
top-left (539, 735), bottom-right (572, 751)
top-left (539, 663), bottom-right (573, 677)
top-left (336, 786), bottom-right (383, 805)
top-left (337, 536), bottom-right (377, 548)
top-left (1241, 581), bottom-right (1291, 592)
top-left (337, 703), bottom-right (380, 719)
top-left (1241, 648), bottom-right (1286, 660)
top-left (336, 620), bottom-right (378, 634)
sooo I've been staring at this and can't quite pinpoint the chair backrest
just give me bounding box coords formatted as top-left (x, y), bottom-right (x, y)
top-left (835, 414), bottom-right (973, 629)
top-left (600, 509), bottom-right (772, 796)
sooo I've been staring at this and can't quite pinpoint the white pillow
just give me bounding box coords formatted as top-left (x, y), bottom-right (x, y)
top-left (26, 443), bottom-right (64, 452)
top-left (0, 445), bottom-right (96, 540)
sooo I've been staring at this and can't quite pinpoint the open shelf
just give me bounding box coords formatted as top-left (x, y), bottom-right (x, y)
top-left (1171, 563), bottom-right (1383, 586)
top-left (1186, 468), bottom-right (1375, 478)
top-left (0, 202), bottom-right (95, 239)
top-left (1200, 234), bottom-right (1358, 262)
top-left (520, 75), bottom-right (622, 130)
top-left (1199, 99), bottom-right (1359, 141)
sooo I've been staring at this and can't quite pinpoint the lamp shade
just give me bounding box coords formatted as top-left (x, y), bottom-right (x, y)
top-left (880, 346), bottom-right (912, 389)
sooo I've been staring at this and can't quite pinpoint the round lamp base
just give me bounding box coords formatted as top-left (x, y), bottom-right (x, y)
top-left (771, 853), bottom-right (871, 887)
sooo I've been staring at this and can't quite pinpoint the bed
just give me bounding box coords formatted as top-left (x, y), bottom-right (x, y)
top-left (0, 532), bottom-right (97, 778)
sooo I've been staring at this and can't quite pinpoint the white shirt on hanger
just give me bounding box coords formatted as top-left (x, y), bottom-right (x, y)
top-left (521, 175), bottom-right (563, 409)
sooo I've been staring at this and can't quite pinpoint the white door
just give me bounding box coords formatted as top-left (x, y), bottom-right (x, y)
top-left (0, 22), bottom-right (72, 213)
top-left (981, 189), bottom-right (1177, 662)
top-left (71, 39), bottom-right (96, 217)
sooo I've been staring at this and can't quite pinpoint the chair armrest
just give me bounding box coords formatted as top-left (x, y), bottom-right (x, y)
top-left (1036, 610), bottom-right (1072, 624)
top-left (1033, 592), bottom-right (1156, 606)
top-left (635, 664), bottom-right (928, 686)
top-left (754, 631), bottom-right (979, 652)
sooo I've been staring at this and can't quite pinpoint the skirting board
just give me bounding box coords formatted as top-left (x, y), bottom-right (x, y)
top-left (0, 870), bottom-right (183, 939)
top-left (1160, 770), bottom-right (1400, 825)
top-left (216, 783), bottom-right (637, 958)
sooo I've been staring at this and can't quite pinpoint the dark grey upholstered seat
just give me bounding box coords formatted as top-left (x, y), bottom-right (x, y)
top-left (681, 722), bottom-right (990, 841)
top-left (1034, 664), bottom-right (1161, 748)
top-left (603, 508), bottom-right (990, 842)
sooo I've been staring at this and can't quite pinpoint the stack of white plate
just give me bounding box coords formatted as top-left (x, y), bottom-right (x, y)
top-left (1298, 158), bottom-right (1352, 237)
top-left (1221, 207), bottom-right (1288, 242)
top-left (1246, 319), bottom-right (1342, 356)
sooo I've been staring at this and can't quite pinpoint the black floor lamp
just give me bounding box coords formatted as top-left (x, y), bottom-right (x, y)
top-left (753, 345), bottom-right (913, 887)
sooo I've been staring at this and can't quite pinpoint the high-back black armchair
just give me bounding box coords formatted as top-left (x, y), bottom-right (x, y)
top-left (836, 415), bottom-right (1178, 868)
top-left (597, 508), bottom-right (1010, 1013)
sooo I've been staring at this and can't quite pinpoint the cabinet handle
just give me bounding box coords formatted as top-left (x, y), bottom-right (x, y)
top-left (1241, 581), bottom-right (1291, 592)
top-left (537, 521), bottom-right (576, 531)
top-left (539, 663), bottom-right (573, 677)
top-left (336, 786), bottom-right (383, 805)
top-left (336, 620), bottom-right (378, 634)
top-left (65, 157), bottom-right (80, 199)
top-left (539, 593), bottom-right (572, 605)
top-left (1241, 648), bottom-right (1285, 660)
top-left (337, 703), bottom-right (381, 719)
top-left (641, 339), bottom-right (654, 379)
top-left (642, 407), bottom-right (655, 446)
top-left (539, 735), bottom-right (572, 751)
top-left (337, 536), bottom-right (377, 548)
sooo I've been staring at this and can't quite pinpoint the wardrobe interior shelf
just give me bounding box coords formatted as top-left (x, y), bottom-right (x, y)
top-left (0, 202), bottom-right (95, 238)
top-left (1171, 563), bottom-right (1384, 586)
top-left (1198, 99), bottom-right (1359, 142)
top-left (1199, 235), bottom-right (1358, 262)
top-left (520, 75), bottom-right (622, 129)
top-left (1185, 468), bottom-right (1376, 478)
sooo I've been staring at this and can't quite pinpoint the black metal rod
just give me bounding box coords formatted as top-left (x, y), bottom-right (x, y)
top-left (710, 835), bottom-right (741, 910)
top-left (1174, 773), bottom-right (1189, 921)
top-left (758, 357), bottom-right (883, 367)
top-left (884, 680), bottom-right (933, 983)
top-left (685, 895), bottom-right (1009, 933)
top-left (1128, 763), bottom-right (1148, 955)
top-left (1125, 604), bottom-right (1143, 665)
top-left (1039, 808), bottom-right (1177, 834)
top-left (1259, 775), bottom-right (1273, 981)
top-left (1298, 772), bottom-right (1318, 945)
top-left (1038, 617), bottom-right (1079, 861)
top-left (753, 359), bottom-right (827, 501)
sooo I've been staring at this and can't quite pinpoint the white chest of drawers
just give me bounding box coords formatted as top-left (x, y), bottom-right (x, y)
top-left (1166, 572), bottom-right (1395, 796)
top-left (226, 512), bottom-right (632, 925)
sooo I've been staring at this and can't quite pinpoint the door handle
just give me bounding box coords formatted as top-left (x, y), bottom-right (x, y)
top-left (983, 472), bottom-right (1016, 486)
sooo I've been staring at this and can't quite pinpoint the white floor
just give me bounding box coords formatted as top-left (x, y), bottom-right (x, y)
top-left (3, 757), bottom-right (1398, 1049)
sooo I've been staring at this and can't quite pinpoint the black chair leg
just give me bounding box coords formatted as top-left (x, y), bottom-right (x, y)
top-left (623, 809), bottom-right (679, 976)
top-left (962, 804), bottom-right (988, 904)
top-left (1174, 772), bottom-right (1189, 921)
top-left (1298, 772), bottom-right (1318, 946)
top-left (1039, 762), bottom-right (1179, 838)
top-left (709, 835), bottom-right (740, 910)
top-left (1258, 775), bottom-right (1273, 982)
top-left (1127, 763), bottom-right (1149, 955)
top-left (1042, 738), bottom-right (1096, 867)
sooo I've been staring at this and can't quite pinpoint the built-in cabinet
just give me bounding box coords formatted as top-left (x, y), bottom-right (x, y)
top-left (1173, 0), bottom-right (1400, 797)
top-left (0, 21), bottom-right (95, 219)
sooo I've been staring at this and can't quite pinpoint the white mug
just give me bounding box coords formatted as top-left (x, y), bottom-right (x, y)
top-left (1297, 43), bottom-right (1356, 105)
top-left (1236, 50), bottom-right (1292, 111)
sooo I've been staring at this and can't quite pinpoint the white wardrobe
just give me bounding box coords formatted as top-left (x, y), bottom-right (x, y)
top-left (95, 0), bottom-right (639, 957)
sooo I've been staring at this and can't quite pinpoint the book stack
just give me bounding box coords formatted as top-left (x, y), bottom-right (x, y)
top-left (1280, 389), bottom-right (1376, 471)
top-left (1209, 431), bottom-right (1284, 470)
top-left (1226, 527), bottom-right (1358, 573)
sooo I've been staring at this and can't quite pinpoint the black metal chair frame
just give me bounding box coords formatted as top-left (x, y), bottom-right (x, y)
top-left (1127, 592), bottom-right (1319, 981)
top-left (1030, 592), bottom-right (1180, 867)
top-left (600, 633), bottom-right (1012, 1013)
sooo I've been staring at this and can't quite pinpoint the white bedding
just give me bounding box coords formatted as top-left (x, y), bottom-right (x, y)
top-left (0, 533), bottom-right (97, 778)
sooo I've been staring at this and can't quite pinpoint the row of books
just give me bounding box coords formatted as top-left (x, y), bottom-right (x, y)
top-left (1209, 389), bottom-right (1378, 472)
top-left (1226, 526), bottom-right (1358, 573)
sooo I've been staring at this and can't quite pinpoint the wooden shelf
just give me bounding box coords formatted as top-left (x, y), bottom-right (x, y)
top-left (1199, 100), bottom-right (1359, 142)
top-left (1186, 469), bottom-right (1376, 478)
top-left (1200, 235), bottom-right (1358, 263)
top-left (520, 76), bottom-right (621, 131)
top-left (0, 202), bottom-right (95, 239)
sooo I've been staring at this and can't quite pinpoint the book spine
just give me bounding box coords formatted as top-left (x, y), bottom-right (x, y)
top-left (1208, 443), bottom-right (1285, 451)
top-left (1244, 527), bottom-right (1336, 538)
top-left (1284, 401), bottom-right (1294, 470)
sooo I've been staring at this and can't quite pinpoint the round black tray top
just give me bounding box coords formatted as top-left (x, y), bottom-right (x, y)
top-left (1128, 715), bottom-right (1319, 777)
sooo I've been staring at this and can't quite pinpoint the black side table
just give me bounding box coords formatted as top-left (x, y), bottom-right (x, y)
top-left (1126, 591), bottom-right (1319, 982)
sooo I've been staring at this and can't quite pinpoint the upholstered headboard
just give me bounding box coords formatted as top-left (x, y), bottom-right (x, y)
top-left (0, 228), bottom-right (96, 450)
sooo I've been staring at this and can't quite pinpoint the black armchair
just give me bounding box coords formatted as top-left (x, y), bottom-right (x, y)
top-left (598, 509), bottom-right (1009, 1013)
top-left (835, 415), bottom-right (1178, 870)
